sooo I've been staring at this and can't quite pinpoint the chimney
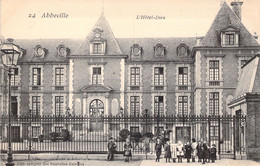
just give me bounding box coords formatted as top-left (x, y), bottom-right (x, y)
top-left (230, 1), bottom-right (243, 20)
top-left (254, 32), bottom-right (258, 40)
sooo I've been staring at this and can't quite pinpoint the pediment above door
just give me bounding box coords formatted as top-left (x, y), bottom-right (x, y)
top-left (80, 84), bottom-right (113, 93)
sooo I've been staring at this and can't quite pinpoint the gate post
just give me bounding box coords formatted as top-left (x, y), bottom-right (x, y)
top-left (208, 116), bottom-right (211, 146)
top-left (233, 115), bottom-right (236, 160)
top-left (218, 115), bottom-right (221, 160)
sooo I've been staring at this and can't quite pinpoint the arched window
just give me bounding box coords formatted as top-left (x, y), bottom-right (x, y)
top-left (89, 99), bottom-right (104, 117)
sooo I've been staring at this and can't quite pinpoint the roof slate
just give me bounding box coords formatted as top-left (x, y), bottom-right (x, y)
top-left (200, 2), bottom-right (259, 47)
top-left (117, 37), bottom-right (196, 61)
top-left (234, 54), bottom-right (260, 98)
top-left (73, 13), bottom-right (123, 55)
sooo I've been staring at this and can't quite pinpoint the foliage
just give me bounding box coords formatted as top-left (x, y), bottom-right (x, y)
top-left (119, 129), bottom-right (130, 141)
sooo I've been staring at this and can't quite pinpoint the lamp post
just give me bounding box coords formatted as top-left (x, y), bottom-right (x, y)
top-left (0, 38), bottom-right (22, 166)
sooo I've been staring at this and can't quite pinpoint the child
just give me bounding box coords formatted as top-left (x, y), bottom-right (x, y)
top-left (171, 141), bottom-right (177, 162)
top-left (197, 140), bottom-right (203, 162)
top-left (184, 141), bottom-right (192, 163)
top-left (210, 144), bottom-right (217, 163)
top-left (164, 141), bottom-right (171, 163)
top-left (107, 137), bottom-right (116, 161)
top-left (176, 140), bottom-right (184, 163)
top-left (123, 138), bottom-right (132, 162)
top-left (155, 138), bottom-right (162, 162)
top-left (191, 138), bottom-right (198, 162)
top-left (202, 140), bottom-right (208, 164)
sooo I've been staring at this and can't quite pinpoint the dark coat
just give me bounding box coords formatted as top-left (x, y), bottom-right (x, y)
top-left (210, 147), bottom-right (217, 160)
top-left (197, 143), bottom-right (203, 159)
top-left (164, 144), bottom-right (171, 158)
top-left (155, 142), bottom-right (162, 156)
top-left (184, 144), bottom-right (192, 159)
top-left (108, 141), bottom-right (116, 154)
top-left (202, 143), bottom-right (208, 159)
top-left (124, 142), bottom-right (132, 157)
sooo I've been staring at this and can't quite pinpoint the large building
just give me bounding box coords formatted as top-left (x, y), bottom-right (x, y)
top-left (0, 1), bottom-right (259, 142)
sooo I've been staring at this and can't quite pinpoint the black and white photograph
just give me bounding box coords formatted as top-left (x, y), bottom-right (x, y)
top-left (0, 0), bottom-right (260, 165)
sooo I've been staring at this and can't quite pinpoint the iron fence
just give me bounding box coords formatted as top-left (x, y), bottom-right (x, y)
top-left (0, 114), bottom-right (246, 159)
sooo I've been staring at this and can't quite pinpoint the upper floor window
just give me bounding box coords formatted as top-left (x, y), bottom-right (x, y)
top-left (55, 67), bottom-right (64, 86)
top-left (32, 68), bottom-right (41, 86)
top-left (178, 67), bottom-right (188, 85)
top-left (177, 43), bottom-right (188, 57)
top-left (209, 92), bottom-right (219, 116)
top-left (11, 68), bottom-right (18, 86)
top-left (209, 60), bottom-right (219, 81)
top-left (225, 34), bottom-right (234, 45)
top-left (130, 67), bottom-right (140, 86)
top-left (178, 96), bottom-right (188, 116)
top-left (92, 67), bottom-right (102, 84)
top-left (130, 96), bottom-right (140, 117)
top-left (154, 67), bottom-right (164, 86)
top-left (130, 44), bottom-right (142, 59)
top-left (154, 96), bottom-right (164, 117)
top-left (93, 43), bottom-right (102, 54)
top-left (221, 26), bottom-right (239, 47)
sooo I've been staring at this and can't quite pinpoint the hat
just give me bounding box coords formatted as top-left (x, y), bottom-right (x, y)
top-left (212, 144), bottom-right (216, 147)
top-left (109, 137), bottom-right (113, 140)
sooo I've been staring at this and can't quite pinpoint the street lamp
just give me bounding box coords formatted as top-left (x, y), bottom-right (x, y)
top-left (0, 38), bottom-right (22, 166)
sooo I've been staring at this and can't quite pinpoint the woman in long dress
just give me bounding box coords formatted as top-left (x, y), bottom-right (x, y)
top-left (176, 140), bottom-right (184, 163)
top-left (171, 141), bottom-right (177, 162)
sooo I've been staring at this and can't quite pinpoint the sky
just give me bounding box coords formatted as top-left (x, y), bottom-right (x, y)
top-left (1, 0), bottom-right (260, 40)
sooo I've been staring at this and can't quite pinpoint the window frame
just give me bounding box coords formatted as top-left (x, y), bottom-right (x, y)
top-left (209, 92), bottom-right (219, 116)
top-left (209, 60), bottom-right (219, 81)
top-left (10, 68), bottom-right (19, 86)
top-left (154, 96), bottom-right (164, 117)
top-left (178, 96), bottom-right (188, 116)
top-left (130, 96), bottom-right (140, 117)
top-left (178, 67), bottom-right (188, 86)
top-left (55, 67), bottom-right (64, 86)
top-left (32, 96), bottom-right (41, 116)
top-left (92, 67), bottom-right (102, 84)
top-left (154, 67), bottom-right (164, 86)
top-left (55, 96), bottom-right (64, 117)
top-left (93, 43), bottom-right (102, 54)
top-left (130, 67), bottom-right (140, 86)
top-left (32, 68), bottom-right (41, 86)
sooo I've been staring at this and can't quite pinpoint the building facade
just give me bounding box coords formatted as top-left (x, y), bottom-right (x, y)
top-left (0, 1), bottom-right (259, 143)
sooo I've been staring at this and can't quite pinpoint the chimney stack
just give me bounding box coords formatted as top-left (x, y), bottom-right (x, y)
top-left (230, 1), bottom-right (243, 20)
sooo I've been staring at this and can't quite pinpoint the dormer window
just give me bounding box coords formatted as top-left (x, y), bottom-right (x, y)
top-left (57, 45), bottom-right (69, 57)
top-left (154, 44), bottom-right (165, 57)
top-left (130, 44), bottom-right (142, 59)
top-left (177, 43), bottom-right (188, 57)
top-left (221, 26), bottom-right (239, 47)
top-left (34, 45), bottom-right (46, 57)
top-left (89, 26), bottom-right (106, 55)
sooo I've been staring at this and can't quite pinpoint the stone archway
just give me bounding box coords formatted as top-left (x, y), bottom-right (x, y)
top-left (89, 99), bottom-right (104, 131)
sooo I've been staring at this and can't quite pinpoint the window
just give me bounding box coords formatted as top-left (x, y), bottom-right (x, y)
top-left (32, 68), bottom-right (41, 86)
top-left (178, 67), bottom-right (188, 90)
top-left (11, 96), bottom-right (18, 116)
top-left (154, 96), bottom-right (164, 116)
top-left (130, 67), bottom-right (140, 86)
top-left (154, 67), bottom-right (164, 85)
top-left (55, 96), bottom-right (64, 116)
top-left (92, 67), bottom-right (102, 84)
top-left (130, 96), bottom-right (140, 117)
top-left (32, 126), bottom-right (40, 138)
top-left (178, 96), bottom-right (188, 115)
top-left (210, 126), bottom-right (219, 141)
top-left (209, 61), bottom-right (219, 80)
top-left (209, 92), bottom-right (219, 115)
top-left (11, 68), bottom-right (18, 85)
top-left (225, 34), bottom-right (234, 45)
top-left (93, 43), bottom-right (102, 54)
top-left (32, 96), bottom-right (41, 116)
top-left (55, 68), bottom-right (64, 86)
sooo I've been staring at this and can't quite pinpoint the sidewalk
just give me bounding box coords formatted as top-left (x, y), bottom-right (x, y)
top-left (1, 158), bottom-right (260, 166)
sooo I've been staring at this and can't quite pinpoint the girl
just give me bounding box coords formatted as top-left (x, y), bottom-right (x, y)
top-left (176, 140), bottom-right (184, 163)
top-left (164, 141), bottom-right (171, 163)
top-left (123, 138), bottom-right (132, 162)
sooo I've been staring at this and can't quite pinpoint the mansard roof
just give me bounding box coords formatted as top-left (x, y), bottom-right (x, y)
top-left (117, 37), bottom-right (197, 61)
top-left (13, 39), bottom-right (81, 63)
top-left (200, 2), bottom-right (259, 47)
top-left (73, 13), bottom-right (123, 55)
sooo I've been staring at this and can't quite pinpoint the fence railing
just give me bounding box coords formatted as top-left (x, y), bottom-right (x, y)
top-left (0, 115), bottom-right (246, 158)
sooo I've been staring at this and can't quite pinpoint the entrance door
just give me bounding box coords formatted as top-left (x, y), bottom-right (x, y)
top-left (176, 127), bottom-right (191, 143)
top-left (89, 99), bottom-right (104, 131)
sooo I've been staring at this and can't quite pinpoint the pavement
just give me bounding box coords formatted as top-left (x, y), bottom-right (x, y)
top-left (1, 154), bottom-right (260, 166)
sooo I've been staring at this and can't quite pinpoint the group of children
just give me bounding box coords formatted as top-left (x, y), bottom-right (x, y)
top-left (107, 136), bottom-right (217, 164)
top-left (156, 138), bottom-right (217, 164)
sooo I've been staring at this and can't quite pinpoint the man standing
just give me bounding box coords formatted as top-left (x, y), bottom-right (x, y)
top-left (107, 137), bottom-right (117, 161)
